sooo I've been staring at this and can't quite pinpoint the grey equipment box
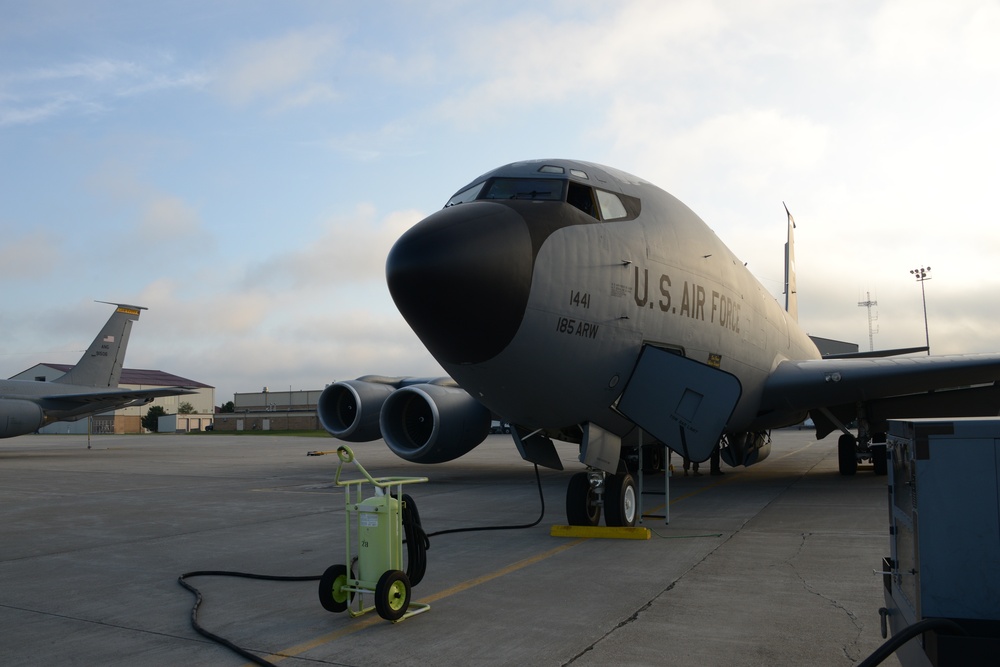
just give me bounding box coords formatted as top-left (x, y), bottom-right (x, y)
top-left (882, 419), bottom-right (1000, 666)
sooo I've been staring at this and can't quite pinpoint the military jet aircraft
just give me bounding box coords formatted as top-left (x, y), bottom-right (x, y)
top-left (0, 302), bottom-right (194, 438)
top-left (318, 159), bottom-right (1000, 527)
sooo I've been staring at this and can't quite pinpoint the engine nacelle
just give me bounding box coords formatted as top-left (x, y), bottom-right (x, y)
top-left (0, 399), bottom-right (46, 438)
top-left (317, 379), bottom-right (395, 442)
top-left (379, 383), bottom-right (491, 463)
top-left (720, 431), bottom-right (772, 467)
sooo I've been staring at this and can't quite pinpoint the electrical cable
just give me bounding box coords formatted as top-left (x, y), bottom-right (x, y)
top-left (396, 492), bottom-right (429, 586)
top-left (177, 462), bottom-right (546, 664)
top-left (857, 617), bottom-right (969, 667)
top-left (177, 570), bottom-right (319, 667)
top-left (425, 463), bottom-right (545, 538)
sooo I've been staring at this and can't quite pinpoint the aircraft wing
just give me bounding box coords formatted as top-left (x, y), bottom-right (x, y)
top-left (758, 353), bottom-right (1000, 435)
top-left (41, 387), bottom-right (198, 411)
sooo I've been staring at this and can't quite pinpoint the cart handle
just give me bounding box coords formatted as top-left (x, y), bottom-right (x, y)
top-left (334, 445), bottom-right (428, 489)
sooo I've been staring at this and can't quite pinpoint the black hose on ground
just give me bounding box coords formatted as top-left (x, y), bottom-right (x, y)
top-left (857, 617), bottom-right (968, 667)
top-left (177, 570), bottom-right (319, 667)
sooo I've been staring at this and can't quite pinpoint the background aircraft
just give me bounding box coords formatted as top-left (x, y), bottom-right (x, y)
top-left (0, 302), bottom-right (194, 438)
top-left (318, 159), bottom-right (1000, 526)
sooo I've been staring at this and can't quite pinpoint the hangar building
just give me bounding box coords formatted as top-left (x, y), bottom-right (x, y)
top-left (213, 388), bottom-right (322, 432)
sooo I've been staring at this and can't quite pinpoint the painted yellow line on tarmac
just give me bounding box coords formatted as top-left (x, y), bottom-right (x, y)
top-left (255, 538), bottom-right (588, 664)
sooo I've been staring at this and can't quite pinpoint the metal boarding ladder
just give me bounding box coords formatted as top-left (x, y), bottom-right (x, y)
top-left (636, 433), bottom-right (670, 525)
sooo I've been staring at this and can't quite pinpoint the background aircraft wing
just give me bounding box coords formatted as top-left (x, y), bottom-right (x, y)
top-left (758, 354), bottom-right (1000, 436)
top-left (42, 387), bottom-right (197, 411)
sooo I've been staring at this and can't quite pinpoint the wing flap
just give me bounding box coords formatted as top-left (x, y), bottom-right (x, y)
top-left (760, 353), bottom-right (1000, 417)
top-left (42, 387), bottom-right (197, 407)
top-left (810, 383), bottom-right (1000, 438)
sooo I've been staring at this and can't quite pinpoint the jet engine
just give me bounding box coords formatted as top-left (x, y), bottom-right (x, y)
top-left (379, 383), bottom-right (491, 463)
top-left (719, 431), bottom-right (772, 467)
top-left (317, 379), bottom-right (396, 442)
top-left (0, 399), bottom-right (45, 438)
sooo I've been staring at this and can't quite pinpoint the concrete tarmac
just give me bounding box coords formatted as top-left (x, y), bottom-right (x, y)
top-left (0, 429), bottom-right (893, 666)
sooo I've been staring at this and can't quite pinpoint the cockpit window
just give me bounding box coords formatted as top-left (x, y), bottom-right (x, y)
top-left (567, 182), bottom-right (597, 218)
top-left (596, 189), bottom-right (628, 220)
top-left (445, 181), bottom-right (485, 207)
top-left (445, 174), bottom-right (640, 221)
top-left (481, 178), bottom-right (565, 201)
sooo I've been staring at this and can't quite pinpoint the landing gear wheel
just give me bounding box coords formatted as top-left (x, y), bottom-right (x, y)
top-left (566, 472), bottom-right (601, 526)
top-left (375, 569), bottom-right (411, 621)
top-left (604, 473), bottom-right (637, 527)
top-left (838, 434), bottom-right (858, 476)
top-left (642, 445), bottom-right (663, 474)
top-left (871, 443), bottom-right (888, 476)
top-left (318, 564), bottom-right (352, 613)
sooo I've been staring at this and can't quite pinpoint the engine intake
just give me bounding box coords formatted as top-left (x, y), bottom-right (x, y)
top-left (317, 379), bottom-right (395, 442)
top-left (380, 383), bottom-right (491, 463)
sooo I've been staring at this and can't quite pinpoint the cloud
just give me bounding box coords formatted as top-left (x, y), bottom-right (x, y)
top-left (11, 58), bottom-right (143, 83)
top-left (431, 2), bottom-right (727, 128)
top-left (121, 236), bottom-right (442, 400)
top-left (238, 204), bottom-right (421, 293)
top-left (0, 230), bottom-right (64, 278)
top-left (0, 94), bottom-right (89, 126)
top-left (213, 29), bottom-right (339, 108)
top-left (606, 107), bottom-right (830, 196)
top-left (87, 161), bottom-right (208, 242)
top-left (868, 0), bottom-right (1000, 75)
top-left (0, 55), bottom-right (207, 126)
top-left (139, 194), bottom-right (203, 238)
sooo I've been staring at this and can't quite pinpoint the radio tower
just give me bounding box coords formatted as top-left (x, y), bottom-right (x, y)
top-left (858, 290), bottom-right (878, 351)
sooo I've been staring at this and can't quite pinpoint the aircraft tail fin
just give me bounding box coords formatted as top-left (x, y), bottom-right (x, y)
top-left (52, 302), bottom-right (146, 388)
top-left (783, 202), bottom-right (797, 322)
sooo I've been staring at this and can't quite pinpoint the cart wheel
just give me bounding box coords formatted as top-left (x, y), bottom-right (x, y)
top-left (375, 570), bottom-right (411, 621)
top-left (318, 564), bottom-right (352, 613)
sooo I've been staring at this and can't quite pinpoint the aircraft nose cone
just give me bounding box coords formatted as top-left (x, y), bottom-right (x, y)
top-left (386, 201), bottom-right (533, 365)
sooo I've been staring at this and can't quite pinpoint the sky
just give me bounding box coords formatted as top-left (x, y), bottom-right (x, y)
top-left (2, 0), bottom-right (999, 405)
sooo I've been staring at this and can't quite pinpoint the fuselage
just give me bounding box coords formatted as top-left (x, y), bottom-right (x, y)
top-left (386, 159), bottom-right (820, 440)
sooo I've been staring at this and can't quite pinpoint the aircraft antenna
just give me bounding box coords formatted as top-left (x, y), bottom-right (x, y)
top-left (858, 290), bottom-right (879, 351)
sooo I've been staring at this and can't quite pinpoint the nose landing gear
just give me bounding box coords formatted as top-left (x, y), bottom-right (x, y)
top-left (565, 470), bottom-right (637, 527)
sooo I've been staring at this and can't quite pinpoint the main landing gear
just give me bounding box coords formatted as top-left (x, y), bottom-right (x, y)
top-left (838, 432), bottom-right (888, 476)
top-left (566, 470), bottom-right (637, 527)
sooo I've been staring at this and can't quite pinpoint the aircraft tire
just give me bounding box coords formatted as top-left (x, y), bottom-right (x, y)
top-left (641, 445), bottom-right (663, 474)
top-left (871, 443), bottom-right (888, 476)
top-left (604, 473), bottom-right (637, 527)
top-left (318, 564), bottom-right (351, 613)
top-left (566, 472), bottom-right (601, 526)
top-left (375, 570), bottom-right (411, 621)
top-left (838, 434), bottom-right (858, 476)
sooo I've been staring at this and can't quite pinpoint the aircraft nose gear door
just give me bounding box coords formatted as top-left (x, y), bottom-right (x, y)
top-left (616, 345), bottom-right (742, 463)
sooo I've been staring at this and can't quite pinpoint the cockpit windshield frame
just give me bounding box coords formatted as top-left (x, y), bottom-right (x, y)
top-left (443, 173), bottom-right (641, 222)
top-left (480, 177), bottom-right (567, 202)
top-left (444, 181), bottom-right (486, 207)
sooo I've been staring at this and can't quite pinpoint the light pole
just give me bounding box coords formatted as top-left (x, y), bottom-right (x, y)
top-left (910, 266), bottom-right (932, 355)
